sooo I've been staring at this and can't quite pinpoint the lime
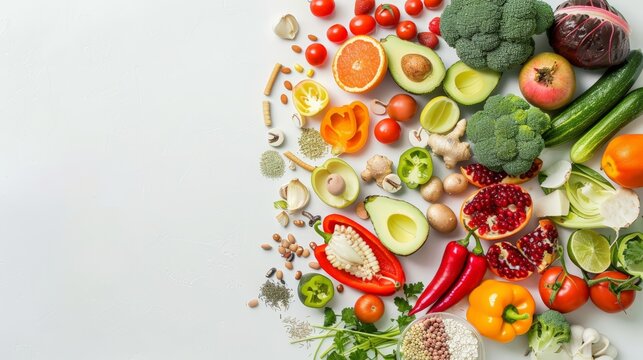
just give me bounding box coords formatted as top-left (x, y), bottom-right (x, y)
top-left (567, 229), bottom-right (611, 273)
top-left (420, 96), bottom-right (460, 134)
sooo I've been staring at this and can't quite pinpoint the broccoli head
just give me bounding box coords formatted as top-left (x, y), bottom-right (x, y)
top-left (441, 0), bottom-right (554, 72)
top-left (466, 94), bottom-right (550, 175)
top-left (527, 310), bottom-right (571, 358)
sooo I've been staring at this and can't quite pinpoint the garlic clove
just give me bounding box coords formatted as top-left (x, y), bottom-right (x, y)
top-left (280, 178), bottom-right (310, 214)
top-left (276, 211), bottom-right (289, 227)
top-left (274, 14), bottom-right (299, 40)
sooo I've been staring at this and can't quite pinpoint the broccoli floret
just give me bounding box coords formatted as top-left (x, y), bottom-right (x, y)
top-left (466, 94), bottom-right (550, 176)
top-left (441, 0), bottom-right (554, 72)
top-left (527, 310), bottom-right (571, 358)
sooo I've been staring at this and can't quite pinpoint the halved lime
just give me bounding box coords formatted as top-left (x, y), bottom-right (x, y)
top-left (420, 96), bottom-right (460, 134)
top-left (567, 229), bottom-right (611, 274)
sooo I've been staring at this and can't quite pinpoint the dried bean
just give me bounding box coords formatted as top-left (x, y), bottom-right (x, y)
top-left (302, 249), bottom-right (310, 258)
top-left (284, 80), bottom-right (293, 91)
top-left (296, 247), bottom-right (303, 257)
top-left (280, 67), bottom-right (291, 74)
top-left (280, 94), bottom-right (288, 105)
top-left (291, 45), bottom-right (302, 53)
top-left (260, 243), bottom-right (272, 250)
top-left (336, 284), bottom-right (344, 293)
top-left (293, 219), bottom-right (305, 227)
top-left (286, 252), bottom-right (295, 262)
top-left (285, 261), bottom-right (294, 270)
top-left (308, 261), bottom-right (321, 270)
top-left (276, 270), bottom-right (284, 281)
top-left (295, 271), bottom-right (302, 280)
top-left (309, 242), bottom-right (317, 250)
top-left (247, 299), bottom-right (259, 308)
top-left (278, 247), bottom-right (286, 255)
top-left (288, 243), bottom-right (298, 252)
top-left (308, 34), bottom-right (318, 41)
top-left (265, 267), bottom-right (277, 278)
top-left (287, 234), bottom-right (296, 244)
top-left (272, 233), bottom-right (281, 242)
top-left (281, 240), bottom-right (289, 248)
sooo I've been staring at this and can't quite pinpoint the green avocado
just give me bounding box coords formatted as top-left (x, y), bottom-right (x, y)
top-left (381, 35), bottom-right (446, 95)
top-left (364, 195), bottom-right (429, 256)
top-left (311, 158), bottom-right (360, 209)
top-left (443, 61), bottom-right (501, 105)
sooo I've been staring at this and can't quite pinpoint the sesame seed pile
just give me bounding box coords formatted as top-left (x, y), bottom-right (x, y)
top-left (401, 316), bottom-right (479, 360)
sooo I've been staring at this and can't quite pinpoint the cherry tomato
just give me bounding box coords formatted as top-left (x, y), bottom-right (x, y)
top-left (310, 0), bottom-right (335, 17)
top-left (327, 24), bottom-right (348, 44)
top-left (405, 0), bottom-right (424, 16)
top-left (374, 118), bottom-right (401, 144)
top-left (538, 266), bottom-right (589, 313)
top-left (423, 0), bottom-right (443, 9)
top-left (429, 17), bottom-right (441, 35)
top-left (375, 4), bottom-right (400, 28)
top-left (589, 271), bottom-right (637, 313)
top-left (396, 21), bottom-right (417, 40)
top-left (305, 43), bottom-right (328, 66)
top-left (387, 94), bottom-right (417, 122)
top-left (349, 15), bottom-right (377, 35)
top-left (354, 294), bottom-right (385, 324)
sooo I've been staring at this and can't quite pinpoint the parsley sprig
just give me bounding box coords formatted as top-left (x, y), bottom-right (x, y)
top-left (291, 282), bottom-right (424, 360)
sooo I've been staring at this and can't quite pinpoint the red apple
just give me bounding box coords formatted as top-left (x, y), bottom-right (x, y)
top-left (519, 52), bottom-right (576, 111)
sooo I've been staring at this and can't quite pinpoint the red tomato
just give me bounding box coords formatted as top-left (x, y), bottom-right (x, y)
top-left (429, 17), bottom-right (441, 35)
top-left (396, 21), bottom-right (417, 40)
top-left (423, 0), bottom-right (443, 9)
top-left (374, 118), bottom-right (401, 144)
top-left (538, 266), bottom-right (589, 313)
top-left (387, 94), bottom-right (417, 122)
top-left (589, 271), bottom-right (637, 313)
top-left (310, 0), bottom-right (335, 17)
top-left (305, 44), bottom-right (327, 66)
top-left (350, 15), bottom-right (377, 35)
top-left (327, 24), bottom-right (348, 44)
top-left (405, 0), bottom-right (424, 16)
top-left (375, 4), bottom-right (400, 28)
top-left (355, 294), bottom-right (385, 324)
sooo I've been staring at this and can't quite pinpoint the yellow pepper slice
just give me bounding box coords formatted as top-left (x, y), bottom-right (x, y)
top-left (466, 279), bottom-right (535, 343)
top-left (293, 80), bottom-right (329, 117)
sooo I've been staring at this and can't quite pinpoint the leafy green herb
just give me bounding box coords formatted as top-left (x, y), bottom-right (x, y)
top-left (273, 200), bottom-right (288, 210)
top-left (324, 307), bottom-right (337, 327)
top-left (624, 239), bottom-right (643, 265)
top-left (290, 282), bottom-right (425, 359)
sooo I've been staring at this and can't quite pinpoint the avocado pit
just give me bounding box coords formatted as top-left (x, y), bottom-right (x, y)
top-left (401, 54), bottom-right (432, 82)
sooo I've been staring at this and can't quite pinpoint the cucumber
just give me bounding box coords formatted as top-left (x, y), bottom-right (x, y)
top-left (570, 88), bottom-right (643, 163)
top-left (543, 50), bottom-right (643, 147)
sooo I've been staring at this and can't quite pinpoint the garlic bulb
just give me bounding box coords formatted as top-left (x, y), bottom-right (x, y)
top-left (274, 14), bottom-right (299, 40)
top-left (280, 179), bottom-right (310, 214)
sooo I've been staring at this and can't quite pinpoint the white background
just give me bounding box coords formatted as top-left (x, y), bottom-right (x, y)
top-left (0, 0), bottom-right (641, 359)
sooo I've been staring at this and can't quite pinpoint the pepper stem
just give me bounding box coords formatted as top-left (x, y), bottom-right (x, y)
top-left (313, 220), bottom-right (333, 244)
top-left (503, 304), bottom-right (529, 324)
top-left (457, 227), bottom-right (478, 247)
top-left (470, 232), bottom-right (484, 256)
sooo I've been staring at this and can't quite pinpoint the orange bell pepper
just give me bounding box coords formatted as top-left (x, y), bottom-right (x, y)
top-left (320, 101), bottom-right (370, 155)
top-left (602, 134), bottom-right (643, 188)
top-left (466, 279), bottom-right (535, 343)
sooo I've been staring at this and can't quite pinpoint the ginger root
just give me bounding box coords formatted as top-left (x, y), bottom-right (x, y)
top-left (427, 119), bottom-right (471, 169)
top-left (361, 155), bottom-right (393, 187)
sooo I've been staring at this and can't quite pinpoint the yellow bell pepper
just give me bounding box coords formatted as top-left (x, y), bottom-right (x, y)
top-left (293, 80), bottom-right (329, 117)
top-left (466, 279), bottom-right (535, 343)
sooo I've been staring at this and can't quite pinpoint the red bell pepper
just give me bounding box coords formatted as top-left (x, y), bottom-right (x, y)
top-left (313, 214), bottom-right (405, 296)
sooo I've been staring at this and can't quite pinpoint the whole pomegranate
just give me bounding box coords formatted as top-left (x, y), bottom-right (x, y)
top-left (461, 159), bottom-right (543, 188)
top-left (519, 52), bottom-right (576, 110)
top-left (460, 184), bottom-right (532, 240)
top-left (487, 220), bottom-right (559, 281)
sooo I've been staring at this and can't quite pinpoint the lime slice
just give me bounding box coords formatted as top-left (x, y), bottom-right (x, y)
top-left (420, 96), bottom-right (460, 134)
top-left (567, 229), bottom-right (611, 273)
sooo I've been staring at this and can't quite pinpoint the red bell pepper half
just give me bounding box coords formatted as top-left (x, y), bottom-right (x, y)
top-left (313, 214), bottom-right (405, 296)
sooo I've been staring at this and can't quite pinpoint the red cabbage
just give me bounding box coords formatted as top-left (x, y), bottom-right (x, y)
top-left (549, 0), bottom-right (630, 68)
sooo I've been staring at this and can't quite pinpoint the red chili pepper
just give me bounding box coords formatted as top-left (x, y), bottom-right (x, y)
top-left (409, 230), bottom-right (475, 315)
top-left (313, 214), bottom-right (405, 296)
top-left (428, 233), bottom-right (487, 313)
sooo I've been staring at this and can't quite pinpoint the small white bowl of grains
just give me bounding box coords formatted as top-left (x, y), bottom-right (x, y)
top-left (397, 312), bottom-right (485, 360)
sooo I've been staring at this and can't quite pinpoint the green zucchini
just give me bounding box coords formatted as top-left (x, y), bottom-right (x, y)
top-left (543, 50), bottom-right (643, 147)
top-left (570, 88), bottom-right (643, 163)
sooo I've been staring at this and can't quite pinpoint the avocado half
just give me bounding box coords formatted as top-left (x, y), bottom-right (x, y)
top-left (443, 61), bottom-right (501, 105)
top-left (311, 158), bottom-right (360, 209)
top-left (381, 35), bottom-right (446, 95)
top-left (364, 195), bottom-right (429, 256)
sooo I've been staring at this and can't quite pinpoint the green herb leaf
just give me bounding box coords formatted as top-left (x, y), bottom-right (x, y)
top-left (327, 351), bottom-right (348, 360)
top-left (383, 351), bottom-right (397, 359)
top-left (324, 307), bottom-right (337, 327)
top-left (349, 349), bottom-right (368, 360)
top-left (333, 332), bottom-right (349, 354)
top-left (341, 308), bottom-right (358, 327)
top-left (273, 200), bottom-right (288, 210)
top-left (396, 314), bottom-right (415, 331)
top-left (357, 322), bottom-right (378, 334)
top-left (624, 237), bottom-right (643, 265)
top-left (403, 282), bottom-right (424, 299)
top-left (394, 296), bottom-right (412, 313)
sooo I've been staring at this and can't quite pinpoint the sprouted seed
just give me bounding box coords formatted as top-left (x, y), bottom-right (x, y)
top-left (259, 280), bottom-right (293, 310)
top-left (283, 316), bottom-right (313, 342)
top-left (298, 128), bottom-right (328, 160)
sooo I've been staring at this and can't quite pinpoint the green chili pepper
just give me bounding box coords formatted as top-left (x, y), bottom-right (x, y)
top-left (297, 273), bottom-right (335, 308)
top-left (397, 147), bottom-right (433, 189)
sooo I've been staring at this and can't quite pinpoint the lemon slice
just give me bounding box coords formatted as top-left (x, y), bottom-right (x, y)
top-left (420, 96), bottom-right (460, 134)
top-left (568, 229), bottom-right (611, 274)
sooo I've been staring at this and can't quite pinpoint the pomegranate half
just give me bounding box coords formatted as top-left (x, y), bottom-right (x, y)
top-left (460, 184), bottom-right (532, 240)
top-left (461, 158), bottom-right (543, 188)
top-left (487, 219), bottom-right (559, 281)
